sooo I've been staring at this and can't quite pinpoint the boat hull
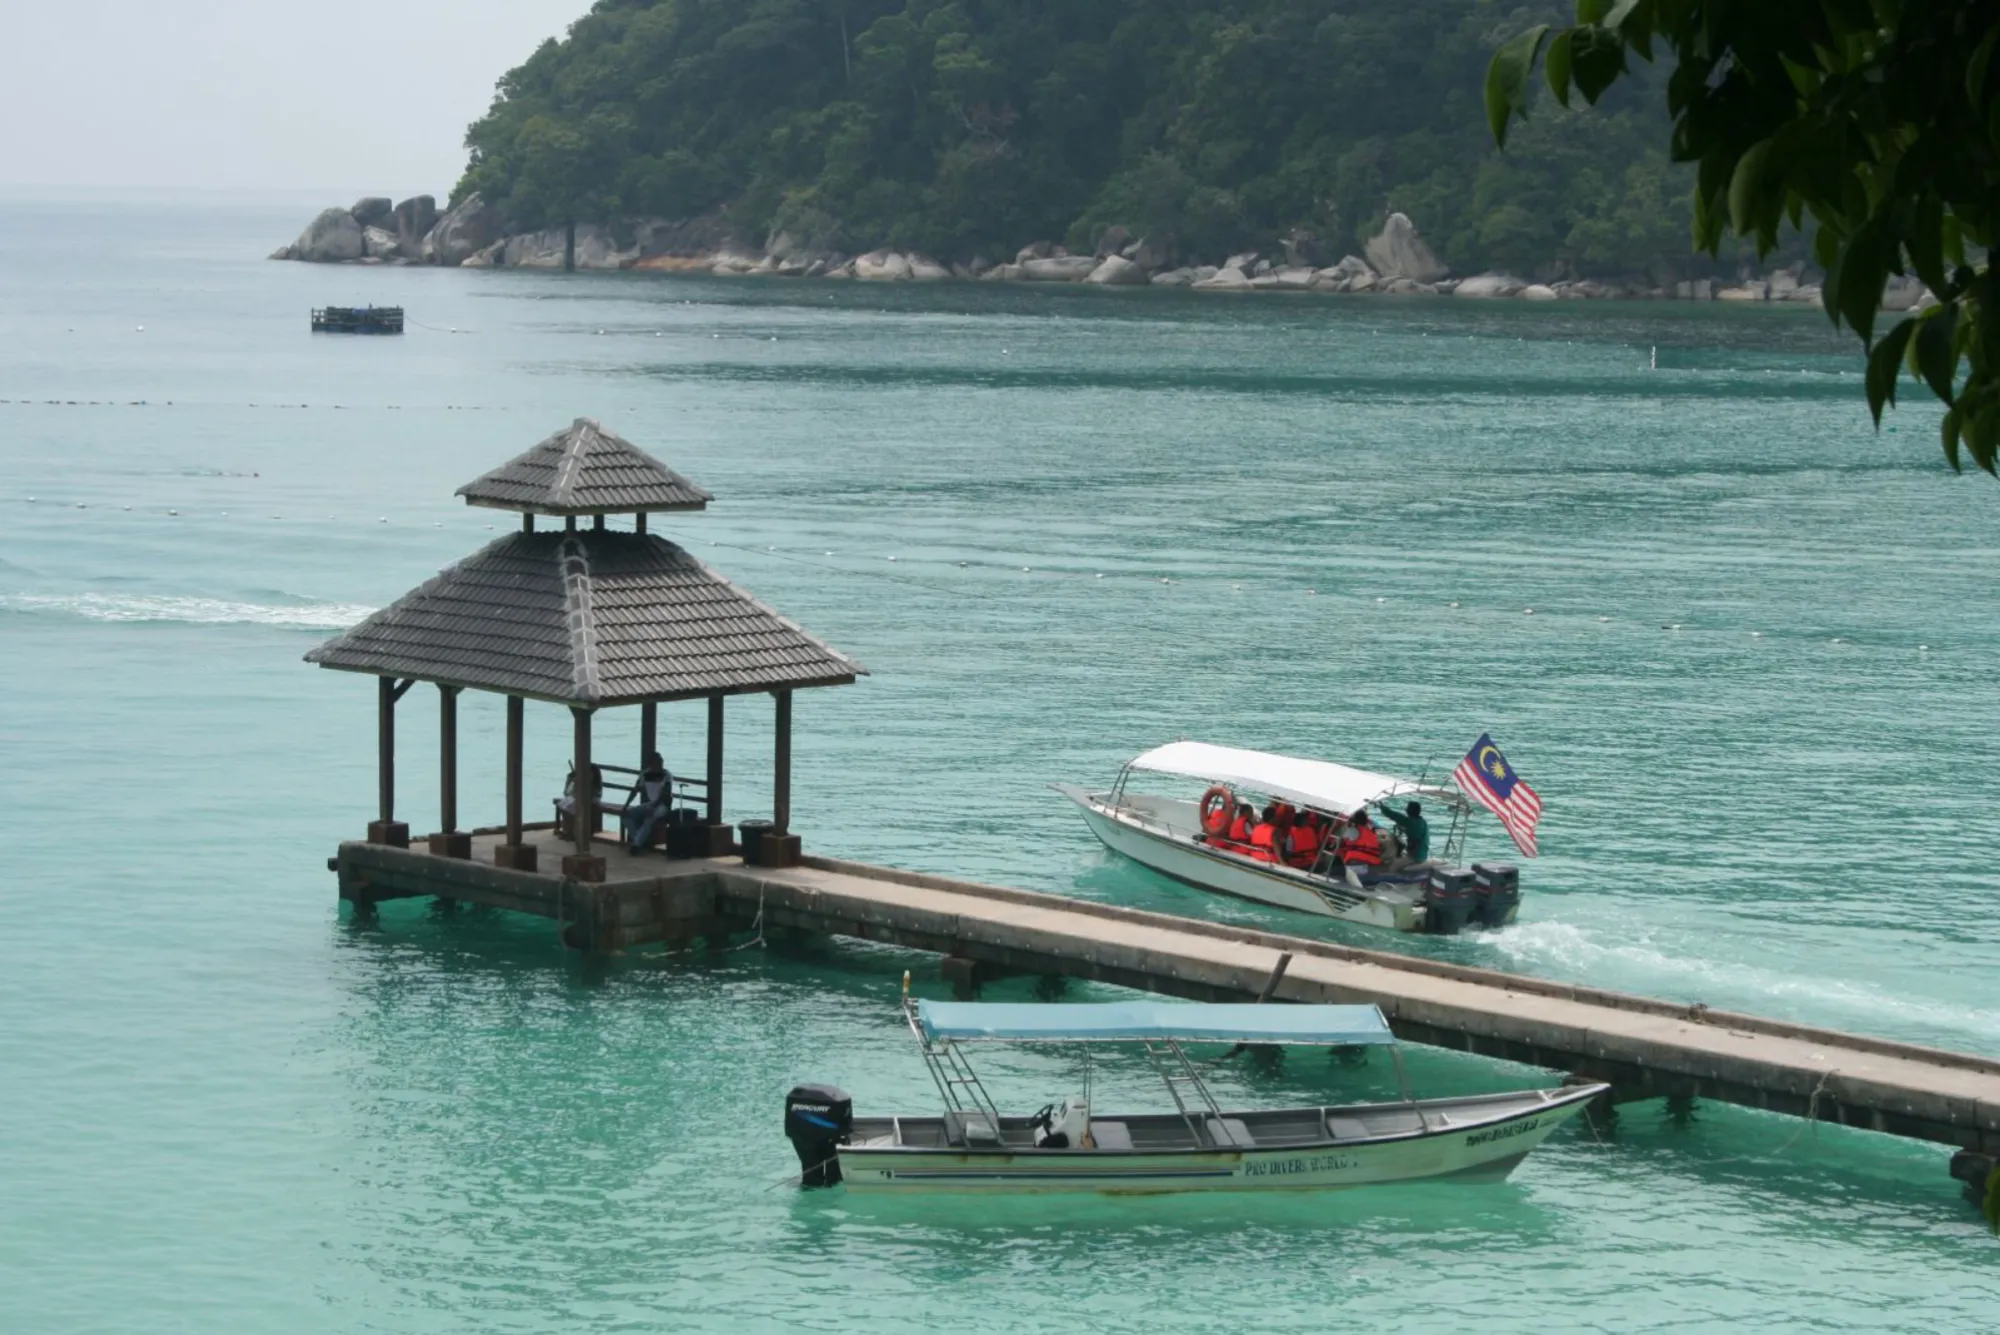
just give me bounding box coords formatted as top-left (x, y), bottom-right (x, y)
top-left (837, 1087), bottom-right (1598, 1194)
top-left (1058, 785), bottom-right (1422, 931)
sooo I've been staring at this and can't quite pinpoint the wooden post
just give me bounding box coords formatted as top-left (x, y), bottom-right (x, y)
top-left (506, 696), bottom-right (523, 842)
top-left (564, 705), bottom-right (605, 881)
top-left (636, 513), bottom-right (647, 534)
top-left (640, 701), bottom-right (657, 765)
top-left (369, 676), bottom-right (409, 847)
top-left (430, 686), bottom-right (470, 857)
top-left (494, 695), bottom-right (535, 870)
top-left (573, 707), bottom-right (592, 855)
top-left (439, 686), bottom-right (458, 831)
top-left (765, 689), bottom-right (800, 867)
top-left (701, 693), bottom-right (730, 857)
top-left (522, 513), bottom-right (534, 533)
top-left (379, 675), bottom-right (394, 821)
top-left (706, 695), bottom-right (724, 823)
top-left (774, 690), bottom-right (792, 835)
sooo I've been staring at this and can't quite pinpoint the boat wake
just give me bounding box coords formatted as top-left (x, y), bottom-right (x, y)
top-left (1483, 920), bottom-right (2000, 1051)
top-left (0, 592), bottom-right (373, 629)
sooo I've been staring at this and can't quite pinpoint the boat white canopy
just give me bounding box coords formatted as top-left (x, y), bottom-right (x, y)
top-left (916, 999), bottom-right (1398, 1047)
top-left (1125, 741), bottom-right (1466, 816)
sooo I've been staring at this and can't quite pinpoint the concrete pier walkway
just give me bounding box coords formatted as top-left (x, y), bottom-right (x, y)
top-left (334, 832), bottom-right (2000, 1160)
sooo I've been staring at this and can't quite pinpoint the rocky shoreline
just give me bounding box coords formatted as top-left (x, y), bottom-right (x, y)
top-left (274, 195), bottom-right (1935, 311)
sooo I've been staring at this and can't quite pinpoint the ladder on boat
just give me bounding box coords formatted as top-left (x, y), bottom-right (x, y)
top-left (916, 1016), bottom-right (1006, 1138)
top-left (1141, 1038), bottom-right (1227, 1147)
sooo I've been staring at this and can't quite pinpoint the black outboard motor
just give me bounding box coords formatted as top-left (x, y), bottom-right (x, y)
top-left (1422, 867), bottom-right (1477, 935)
top-left (1472, 863), bottom-right (1520, 928)
top-left (784, 1083), bottom-right (853, 1187)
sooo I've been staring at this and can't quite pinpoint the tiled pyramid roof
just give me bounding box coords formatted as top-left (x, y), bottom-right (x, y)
top-left (456, 418), bottom-right (712, 516)
top-left (305, 531), bottom-right (861, 704)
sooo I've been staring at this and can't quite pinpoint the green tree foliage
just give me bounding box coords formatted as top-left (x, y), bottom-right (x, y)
top-left (1486, 0), bottom-right (2000, 473)
top-left (458, 0), bottom-right (1720, 278)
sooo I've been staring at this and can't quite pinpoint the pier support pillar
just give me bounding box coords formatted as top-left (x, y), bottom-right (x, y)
top-left (494, 694), bottom-right (536, 871)
top-left (640, 701), bottom-right (657, 769)
top-left (1950, 1151), bottom-right (1998, 1210)
top-left (368, 675), bottom-right (409, 847)
top-left (429, 685), bottom-right (471, 858)
top-left (563, 706), bottom-right (606, 882)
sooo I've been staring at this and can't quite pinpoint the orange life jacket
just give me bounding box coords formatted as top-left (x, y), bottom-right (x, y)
top-left (1248, 823), bottom-right (1279, 862)
top-left (1227, 814), bottom-right (1253, 843)
top-left (1285, 823), bottom-right (1321, 866)
top-left (1341, 824), bottom-right (1382, 867)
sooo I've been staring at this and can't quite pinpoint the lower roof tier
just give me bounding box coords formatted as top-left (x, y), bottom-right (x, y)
top-left (306, 530), bottom-right (863, 706)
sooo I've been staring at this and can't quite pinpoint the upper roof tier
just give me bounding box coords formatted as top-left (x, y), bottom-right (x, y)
top-left (456, 417), bottom-right (713, 516)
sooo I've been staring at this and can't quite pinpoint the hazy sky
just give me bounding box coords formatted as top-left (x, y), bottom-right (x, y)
top-left (0, 0), bottom-right (591, 195)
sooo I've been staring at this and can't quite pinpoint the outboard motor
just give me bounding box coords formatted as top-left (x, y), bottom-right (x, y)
top-left (784, 1083), bottom-right (853, 1187)
top-left (1472, 864), bottom-right (1520, 927)
top-left (1422, 867), bottom-right (1477, 935)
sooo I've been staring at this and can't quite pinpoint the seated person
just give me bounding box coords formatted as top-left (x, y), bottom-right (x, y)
top-left (1247, 805), bottom-right (1281, 863)
top-left (1379, 799), bottom-right (1430, 866)
top-left (1328, 808), bottom-right (1383, 886)
top-left (620, 751), bottom-right (675, 854)
top-left (1285, 811), bottom-right (1323, 868)
top-left (554, 763), bottom-right (605, 838)
top-left (1226, 802), bottom-right (1255, 847)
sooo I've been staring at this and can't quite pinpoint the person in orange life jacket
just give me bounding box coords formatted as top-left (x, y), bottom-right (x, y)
top-left (1285, 811), bottom-right (1323, 867)
top-left (1226, 802), bottom-right (1255, 846)
top-left (1338, 809), bottom-right (1383, 869)
top-left (1248, 805), bottom-right (1281, 862)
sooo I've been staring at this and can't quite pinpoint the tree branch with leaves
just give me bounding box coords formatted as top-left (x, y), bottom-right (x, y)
top-left (1486, 0), bottom-right (2000, 474)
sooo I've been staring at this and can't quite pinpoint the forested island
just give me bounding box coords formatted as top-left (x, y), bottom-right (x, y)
top-left (276, 0), bottom-right (1868, 302)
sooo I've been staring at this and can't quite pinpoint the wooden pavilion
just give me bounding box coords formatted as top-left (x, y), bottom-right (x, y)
top-left (306, 418), bottom-right (863, 881)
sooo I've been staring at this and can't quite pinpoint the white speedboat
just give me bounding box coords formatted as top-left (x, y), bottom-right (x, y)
top-left (1056, 741), bottom-right (1519, 933)
top-left (785, 989), bottom-right (1602, 1194)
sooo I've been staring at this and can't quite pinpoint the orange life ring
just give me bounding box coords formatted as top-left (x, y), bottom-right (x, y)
top-left (1199, 785), bottom-right (1235, 837)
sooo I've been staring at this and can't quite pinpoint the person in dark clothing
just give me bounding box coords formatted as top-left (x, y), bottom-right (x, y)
top-left (1381, 800), bottom-right (1430, 864)
top-left (622, 751), bottom-right (675, 853)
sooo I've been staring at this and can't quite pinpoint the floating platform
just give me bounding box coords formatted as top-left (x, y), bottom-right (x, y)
top-left (333, 829), bottom-right (2000, 1167)
top-left (311, 305), bottom-right (404, 334)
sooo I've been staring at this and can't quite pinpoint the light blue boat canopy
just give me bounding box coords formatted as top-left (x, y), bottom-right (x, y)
top-left (915, 1000), bottom-right (1397, 1047)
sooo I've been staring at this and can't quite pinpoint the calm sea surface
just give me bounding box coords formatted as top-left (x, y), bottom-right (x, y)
top-left (2, 192), bottom-right (1996, 1331)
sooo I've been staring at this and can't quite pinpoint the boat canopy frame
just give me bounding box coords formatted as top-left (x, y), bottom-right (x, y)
top-left (901, 985), bottom-right (1417, 1148)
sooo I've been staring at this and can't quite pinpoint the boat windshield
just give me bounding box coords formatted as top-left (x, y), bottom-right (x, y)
top-left (915, 999), bottom-right (1398, 1047)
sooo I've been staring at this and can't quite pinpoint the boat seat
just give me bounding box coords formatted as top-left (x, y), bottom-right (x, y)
top-left (1089, 1120), bottom-right (1133, 1151)
top-left (1325, 1115), bottom-right (1371, 1142)
top-left (943, 1110), bottom-right (1003, 1149)
top-left (1205, 1117), bottom-right (1255, 1148)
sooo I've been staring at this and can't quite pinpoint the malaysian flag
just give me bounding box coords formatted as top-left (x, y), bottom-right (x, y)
top-left (1453, 734), bottom-right (1542, 857)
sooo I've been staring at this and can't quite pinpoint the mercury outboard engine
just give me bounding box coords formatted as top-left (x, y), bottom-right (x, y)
top-left (1422, 867), bottom-right (1477, 935)
top-left (784, 1083), bottom-right (853, 1187)
top-left (1472, 864), bottom-right (1520, 928)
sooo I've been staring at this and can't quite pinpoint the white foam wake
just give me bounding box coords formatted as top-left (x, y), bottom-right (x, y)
top-left (0, 592), bottom-right (374, 629)
top-left (1483, 919), bottom-right (2000, 1047)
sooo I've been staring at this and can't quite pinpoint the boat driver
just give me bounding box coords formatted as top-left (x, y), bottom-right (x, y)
top-left (1379, 800), bottom-right (1430, 865)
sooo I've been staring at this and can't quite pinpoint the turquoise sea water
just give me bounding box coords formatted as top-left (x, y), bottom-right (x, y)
top-left (2, 192), bottom-right (1996, 1331)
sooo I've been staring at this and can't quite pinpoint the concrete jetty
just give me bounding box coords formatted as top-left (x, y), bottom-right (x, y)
top-left (334, 830), bottom-right (2000, 1176)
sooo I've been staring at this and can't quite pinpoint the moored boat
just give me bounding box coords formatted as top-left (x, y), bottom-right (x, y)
top-left (1056, 740), bottom-right (1531, 933)
top-left (785, 988), bottom-right (1603, 1194)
